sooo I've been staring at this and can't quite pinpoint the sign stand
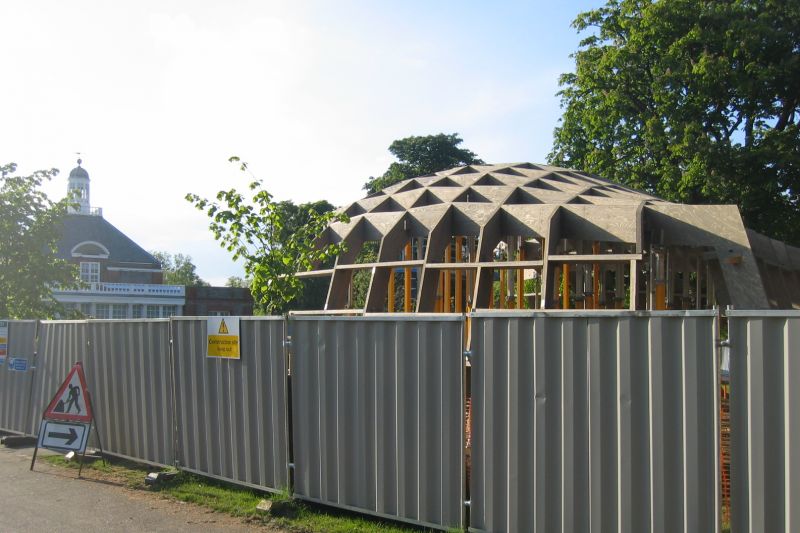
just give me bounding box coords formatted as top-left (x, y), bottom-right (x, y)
top-left (30, 362), bottom-right (106, 476)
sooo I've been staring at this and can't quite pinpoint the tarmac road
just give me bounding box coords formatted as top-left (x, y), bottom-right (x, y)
top-left (0, 443), bottom-right (279, 533)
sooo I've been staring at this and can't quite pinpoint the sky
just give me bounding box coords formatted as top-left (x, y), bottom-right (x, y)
top-left (2, 0), bottom-right (598, 286)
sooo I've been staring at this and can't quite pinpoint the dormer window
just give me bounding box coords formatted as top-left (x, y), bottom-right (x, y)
top-left (71, 241), bottom-right (109, 259)
top-left (80, 262), bottom-right (100, 283)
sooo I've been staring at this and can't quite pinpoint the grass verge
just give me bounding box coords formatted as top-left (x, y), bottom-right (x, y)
top-left (43, 454), bottom-right (440, 532)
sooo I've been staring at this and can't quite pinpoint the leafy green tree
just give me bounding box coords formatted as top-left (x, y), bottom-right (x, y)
top-left (0, 163), bottom-right (77, 318)
top-left (273, 199), bottom-right (339, 310)
top-left (225, 276), bottom-right (251, 288)
top-left (151, 251), bottom-right (209, 287)
top-left (550, 0), bottom-right (800, 244)
top-left (364, 133), bottom-right (484, 194)
top-left (187, 158), bottom-right (348, 314)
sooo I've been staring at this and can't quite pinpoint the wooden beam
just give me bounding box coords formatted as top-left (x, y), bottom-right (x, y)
top-left (592, 241), bottom-right (600, 309)
top-left (332, 260), bottom-right (425, 270)
top-left (548, 254), bottom-right (642, 262)
top-left (296, 269), bottom-right (334, 278)
top-left (425, 260), bottom-right (544, 269)
top-left (517, 245), bottom-right (524, 309)
top-left (388, 269), bottom-right (395, 312)
top-left (404, 241), bottom-right (412, 312)
top-left (455, 237), bottom-right (463, 313)
top-left (562, 263), bottom-right (570, 309)
top-left (444, 244), bottom-right (451, 312)
top-left (499, 268), bottom-right (506, 309)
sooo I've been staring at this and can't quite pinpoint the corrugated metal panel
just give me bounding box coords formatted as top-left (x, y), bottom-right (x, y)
top-left (728, 311), bottom-right (800, 533)
top-left (30, 321), bottom-right (90, 435)
top-left (84, 320), bottom-right (174, 466)
top-left (469, 311), bottom-right (719, 533)
top-left (171, 317), bottom-right (288, 491)
top-left (0, 320), bottom-right (38, 435)
top-left (290, 315), bottom-right (465, 531)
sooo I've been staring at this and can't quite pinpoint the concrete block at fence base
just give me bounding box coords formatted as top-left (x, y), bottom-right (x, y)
top-left (1, 435), bottom-right (36, 448)
top-left (255, 499), bottom-right (272, 514)
top-left (145, 471), bottom-right (178, 487)
top-left (266, 499), bottom-right (299, 518)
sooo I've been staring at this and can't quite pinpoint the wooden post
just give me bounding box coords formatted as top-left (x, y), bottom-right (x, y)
top-left (562, 263), bottom-right (570, 309)
top-left (388, 269), bottom-right (395, 312)
top-left (444, 244), bottom-right (451, 313)
top-left (455, 237), bottom-right (463, 313)
top-left (517, 245), bottom-right (524, 309)
top-left (552, 265), bottom-right (561, 309)
top-left (655, 249), bottom-right (666, 310)
top-left (592, 241), bottom-right (600, 309)
top-left (616, 264), bottom-right (625, 309)
top-left (696, 257), bottom-right (703, 309)
top-left (488, 269), bottom-right (494, 309)
top-left (629, 260), bottom-right (638, 310)
top-left (467, 269), bottom-right (473, 309)
top-left (404, 241), bottom-right (412, 312)
top-left (499, 268), bottom-right (506, 309)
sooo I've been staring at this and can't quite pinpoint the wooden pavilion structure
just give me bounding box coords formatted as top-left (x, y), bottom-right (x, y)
top-left (298, 163), bottom-right (800, 312)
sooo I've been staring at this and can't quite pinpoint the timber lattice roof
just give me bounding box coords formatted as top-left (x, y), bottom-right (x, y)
top-left (301, 163), bottom-right (800, 312)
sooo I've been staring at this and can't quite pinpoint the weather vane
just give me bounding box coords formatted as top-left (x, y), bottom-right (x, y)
top-left (75, 152), bottom-right (83, 166)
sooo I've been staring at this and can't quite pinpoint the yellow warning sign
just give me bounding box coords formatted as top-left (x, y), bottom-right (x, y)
top-left (207, 316), bottom-right (240, 359)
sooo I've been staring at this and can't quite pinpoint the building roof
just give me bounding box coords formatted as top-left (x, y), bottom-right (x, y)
top-left (56, 214), bottom-right (159, 266)
top-left (68, 164), bottom-right (89, 180)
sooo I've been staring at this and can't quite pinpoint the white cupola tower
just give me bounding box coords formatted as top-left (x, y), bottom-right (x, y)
top-left (67, 158), bottom-right (91, 214)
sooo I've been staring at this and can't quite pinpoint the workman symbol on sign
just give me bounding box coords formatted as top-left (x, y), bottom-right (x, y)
top-left (53, 384), bottom-right (82, 414)
top-left (65, 384), bottom-right (82, 413)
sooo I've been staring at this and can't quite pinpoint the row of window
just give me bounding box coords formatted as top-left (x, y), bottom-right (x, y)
top-left (62, 303), bottom-right (179, 319)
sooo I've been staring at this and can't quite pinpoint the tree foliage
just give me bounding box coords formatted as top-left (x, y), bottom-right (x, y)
top-left (364, 133), bottom-right (484, 194)
top-left (272, 199), bottom-right (339, 311)
top-left (151, 251), bottom-right (209, 287)
top-left (225, 276), bottom-right (251, 288)
top-left (186, 158), bottom-right (347, 315)
top-left (550, 0), bottom-right (800, 243)
top-left (0, 163), bottom-right (77, 318)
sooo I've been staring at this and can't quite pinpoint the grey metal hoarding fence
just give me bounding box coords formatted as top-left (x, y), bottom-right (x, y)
top-left (289, 315), bottom-right (465, 531)
top-left (20, 311), bottom-right (800, 532)
top-left (728, 310), bottom-right (800, 533)
top-left (468, 311), bottom-right (720, 533)
top-left (170, 317), bottom-right (289, 492)
top-left (0, 320), bottom-right (38, 435)
top-left (84, 320), bottom-right (174, 466)
top-left (30, 321), bottom-right (90, 436)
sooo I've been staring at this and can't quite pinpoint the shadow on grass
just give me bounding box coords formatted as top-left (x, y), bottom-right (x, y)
top-left (43, 454), bottom-right (445, 532)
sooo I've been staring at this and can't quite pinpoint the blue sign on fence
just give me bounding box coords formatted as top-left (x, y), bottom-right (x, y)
top-left (9, 357), bottom-right (28, 372)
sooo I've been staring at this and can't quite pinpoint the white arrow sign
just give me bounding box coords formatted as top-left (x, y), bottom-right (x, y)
top-left (37, 420), bottom-right (90, 453)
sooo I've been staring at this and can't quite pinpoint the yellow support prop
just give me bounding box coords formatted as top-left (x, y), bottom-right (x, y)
top-left (562, 263), bottom-right (570, 309)
top-left (655, 283), bottom-right (667, 310)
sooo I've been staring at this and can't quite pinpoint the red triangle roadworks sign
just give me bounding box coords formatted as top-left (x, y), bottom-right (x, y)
top-left (43, 362), bottom-right (94, 423)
